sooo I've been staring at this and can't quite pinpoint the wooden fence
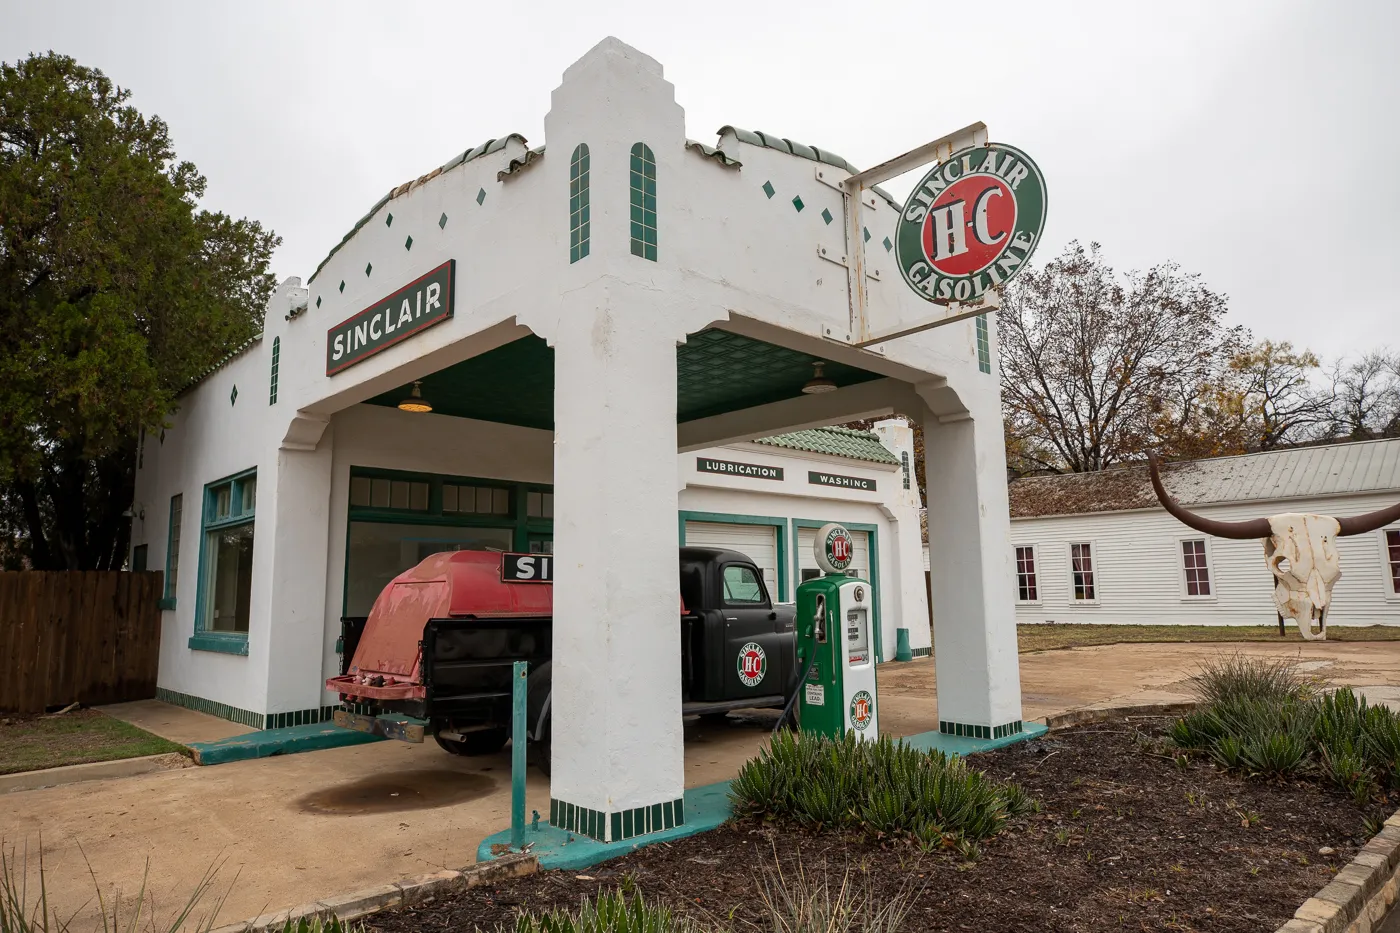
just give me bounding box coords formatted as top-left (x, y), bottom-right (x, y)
top-left (0, 571), bottom-right (164, 713)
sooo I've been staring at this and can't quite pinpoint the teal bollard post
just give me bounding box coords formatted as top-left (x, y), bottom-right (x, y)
top-left (894, 627), bottom-right (913, 662)
top-left (511, 660), bottom-right (528, 848)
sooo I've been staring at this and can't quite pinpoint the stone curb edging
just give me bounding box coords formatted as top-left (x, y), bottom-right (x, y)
top-left (1276, 812), bottom-right (1400, 933)
top-left (1044, 701), bottom-right (1200, 730)
top-left (0, 752), bottom-right (193, 794)
top-left (206, 853), bottom-right (537, 933)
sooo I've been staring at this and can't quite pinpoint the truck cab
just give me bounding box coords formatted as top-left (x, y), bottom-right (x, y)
top-left (328, 546), bottom-right (798, 771)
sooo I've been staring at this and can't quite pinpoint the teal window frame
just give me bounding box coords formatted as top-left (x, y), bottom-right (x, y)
top-left (790, 518), bottom-right (882, 661)
top-left (975, 314), bottom-right (991, 374)
top-left (159, 493), bottom-right (183, 611)
top-left (342, 466), bottom-right (554, 615)
top-left (629, 143), bottom-right (657, 261)
top-left (677, 511), bottom-right (789, 602)
top-left (269, 336), bottom-right (280, 404)
top-left (569, 144), bottom-right (590, 263)
top-left (190, 468), bottom-right (257, 655)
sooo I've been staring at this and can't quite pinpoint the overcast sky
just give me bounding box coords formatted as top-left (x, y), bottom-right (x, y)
top-left (5, 1), bottom-right (1396, 360)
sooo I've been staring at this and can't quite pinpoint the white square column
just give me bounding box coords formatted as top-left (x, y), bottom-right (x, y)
top-left (921, 407), bottom-right (1024, 740)
top-left (547, 282), bottom-right (686, 842)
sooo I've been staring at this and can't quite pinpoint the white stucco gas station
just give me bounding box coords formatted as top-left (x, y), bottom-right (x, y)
top-left (131, 37), bottom-right (1039, 844)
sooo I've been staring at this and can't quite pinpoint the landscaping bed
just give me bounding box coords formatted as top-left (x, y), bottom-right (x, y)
top-left (1015, 622), bottom-right (1400, 653)
top-left (0, 708), bottom-right (186, 775)
top-left (367, 715), bottom-right (1377, 933)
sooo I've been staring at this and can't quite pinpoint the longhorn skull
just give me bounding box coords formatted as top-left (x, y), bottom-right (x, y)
top-left (1147, 453), bottom-right (1400, 641)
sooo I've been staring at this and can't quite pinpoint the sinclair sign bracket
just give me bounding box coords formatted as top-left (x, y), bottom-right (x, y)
top-left (830, 121), bottom-right (1045, 350)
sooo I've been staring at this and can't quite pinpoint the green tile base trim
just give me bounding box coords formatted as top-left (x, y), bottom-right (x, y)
top-left (484, 782), bottom-right (726, 869)
top-left (938, 719), bottom-right (1025, 741)
top-left (549, 795), bottom-right (685, 843)
top-left (910, 647), bottom-right (932, 658)
top-left (156, 686), bottom-right (361, 731)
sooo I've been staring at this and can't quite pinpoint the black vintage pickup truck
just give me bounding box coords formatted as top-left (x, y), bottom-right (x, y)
top-left (328, 546), bottom-right (798, 772)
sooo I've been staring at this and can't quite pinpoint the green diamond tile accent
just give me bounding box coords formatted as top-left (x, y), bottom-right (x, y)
top-left (476, 188), bottom-right (486, 205)
top-left (438, 212), bottom-right (448, 229)
top-left (338, 280), bottom-right (345, 293)
top-left (821, 208), bottom-right (833, 225)
top-left (404, 234), bottom-right (413, 251)
top-left (762, 180), bottom-right (775, 199)
top-left (385, 213), bottom-right (393, 228)
top-left (752, 426), bottom-right (899, 464)
top-left (863, 226), bottom-right (871, 243)
top-left (315, 296), bottom-right (322, 308)
top-left (229, 385), bottom-right (237, 406)
top-left (364, 261), bottom-right (372, 277)
top-left (883, 236), bottom-right (893, 252)
top-left (791, 195), bottom-right (804, 212)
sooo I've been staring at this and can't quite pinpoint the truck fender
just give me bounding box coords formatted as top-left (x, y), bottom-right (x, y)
top-left (526, 661), bottom-right (553, 742)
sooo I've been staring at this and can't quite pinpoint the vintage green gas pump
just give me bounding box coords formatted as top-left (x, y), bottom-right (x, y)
top-left (795, 523), bottom-right (878, 740)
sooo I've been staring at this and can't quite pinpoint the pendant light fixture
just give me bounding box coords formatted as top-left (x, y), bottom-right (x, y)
top-left (801, 361), bottom-right (837, 395)
top-left (397, 380), bottom-right (433, 413)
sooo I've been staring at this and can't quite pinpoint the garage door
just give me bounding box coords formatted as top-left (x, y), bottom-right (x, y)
top-left (797, 526), bottom-right (871, 585)
top-left (683, 521), bottom-right (779, 601)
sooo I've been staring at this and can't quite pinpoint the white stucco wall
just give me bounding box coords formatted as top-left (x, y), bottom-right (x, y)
top-left (1012, 494), bottom-right (1400, 626)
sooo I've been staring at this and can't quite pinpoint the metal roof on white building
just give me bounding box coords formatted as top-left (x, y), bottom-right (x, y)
top-left (1009, 437), bottom-right (1400, 518)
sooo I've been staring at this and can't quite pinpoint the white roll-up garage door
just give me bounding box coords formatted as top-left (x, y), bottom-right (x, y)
top-left (797, 526), bottom-right (871, 584)
top-left (683, 521), bottom-right (779, 601)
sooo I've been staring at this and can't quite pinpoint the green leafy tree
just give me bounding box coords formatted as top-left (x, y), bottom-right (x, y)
top-left (0, 52), bottom-right (279, 569)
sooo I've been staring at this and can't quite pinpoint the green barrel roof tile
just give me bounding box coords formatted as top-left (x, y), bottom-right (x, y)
top-left (753, 426), bottom-right (898, 464)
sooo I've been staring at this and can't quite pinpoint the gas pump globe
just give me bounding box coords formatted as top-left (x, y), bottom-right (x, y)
top-left (795, 523), bottom-right (879, 740)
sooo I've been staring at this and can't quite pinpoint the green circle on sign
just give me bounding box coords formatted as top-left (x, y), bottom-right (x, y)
top-left (895, 143), bottom-right (1047, 305)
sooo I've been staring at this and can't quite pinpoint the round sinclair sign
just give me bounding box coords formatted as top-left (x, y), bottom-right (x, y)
top-left (814, 523), bottom-right (854, 574)
top-left (737, 642), bottom-right (767, 687)
top-left (895, 143), bottom-right (1047, 305)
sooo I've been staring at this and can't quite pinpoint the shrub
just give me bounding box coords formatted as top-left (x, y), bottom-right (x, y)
top-left (1171, 654), bottom-right (1400, 797)
top-left (1188, 654), bottom-right (1309, 706)
top-left (730, 731), bottom-right (1034, 843)
top-left (756, 860), bottom-right (912, 933)
top-left (513, 890), bottom-right (696, 933)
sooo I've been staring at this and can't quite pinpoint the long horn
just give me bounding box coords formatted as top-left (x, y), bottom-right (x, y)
top-left (1337, 500), bottom-right (1400, 537)
top-left (1146, 452), bottom-right (1272, 540)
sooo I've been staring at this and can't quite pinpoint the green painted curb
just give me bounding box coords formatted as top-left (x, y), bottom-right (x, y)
top-left (189, 723), bottom-right (383, 765)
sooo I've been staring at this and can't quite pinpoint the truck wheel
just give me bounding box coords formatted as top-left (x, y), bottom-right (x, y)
top-left (435, 728), bottom-right (508, 756)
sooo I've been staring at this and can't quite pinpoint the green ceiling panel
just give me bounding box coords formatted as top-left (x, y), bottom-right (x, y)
top-left (365, 329), bottom-right (884, 430)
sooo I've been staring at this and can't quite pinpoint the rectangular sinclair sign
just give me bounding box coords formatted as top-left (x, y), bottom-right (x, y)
top-left (326, 259), bottom-right (455, 375)
top-left (501, 553), bottom-right (552, 583)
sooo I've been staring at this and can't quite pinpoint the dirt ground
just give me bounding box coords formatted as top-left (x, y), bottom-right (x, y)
top-left (5, 640), bottom-right (1400, 930)
top-left (371, 717), bottom-right (1373, 933)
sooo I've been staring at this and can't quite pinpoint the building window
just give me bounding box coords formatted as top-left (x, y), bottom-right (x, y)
top-left (900, 451), bottom-right (911, 490)
top-left (350, 476), bottom-right (430, 511)
top-left (443, 483), bottom-right (509, 515)
top-left (975, 314), bottom-right (992, 374)
top-left (131, 544), bottom-right (148, 572)
top-left (163, 494), bottom-right (183, 607)
top-left (526, 491), bottom-right (554, 518)
top-left (1182, 539), bottom-right (1212, 597)
top-left (269, 336), bottom-right (280, 404)
top-left (801, 568), bottom-right (822, 583)
top-left (1014, 545), bottom-right (1038, 602)
top-left (1386, 529), bottom-right (1400, 595)
top-left (196, 471), bottom-right (257, 642)
top-left (569, 144), bottom-right (590, 263)
top-left (345, 522), bottom-right (514, 616)
top-left (629, 142), bottom-right (657, 261)
top-left (1070, 542), bottom-right (1096, 601)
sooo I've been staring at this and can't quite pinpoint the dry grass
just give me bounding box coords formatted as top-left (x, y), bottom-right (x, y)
top-left (0, 709), bottom-right (185, 775)
top-left (1015, 623), bottom-right (1400, 654)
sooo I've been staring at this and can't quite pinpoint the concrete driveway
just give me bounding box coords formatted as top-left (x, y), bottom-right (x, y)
top-left (6, 639), bottom-right (1400, 929)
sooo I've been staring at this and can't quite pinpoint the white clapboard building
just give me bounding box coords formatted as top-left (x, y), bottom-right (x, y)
top-left (1004, 438), bottom-right (1400, 626)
